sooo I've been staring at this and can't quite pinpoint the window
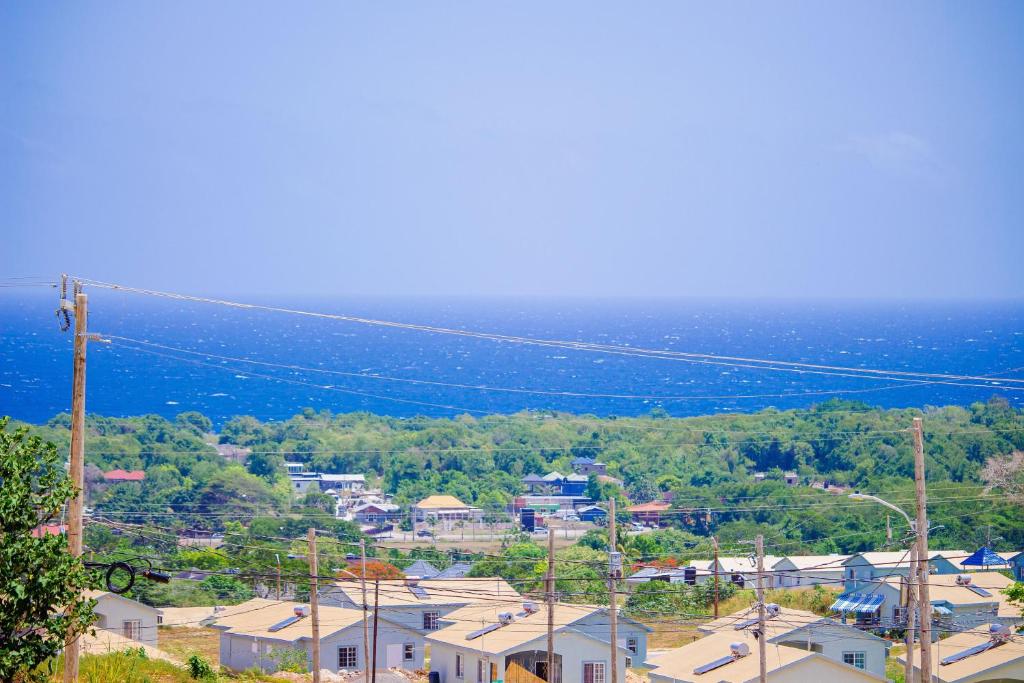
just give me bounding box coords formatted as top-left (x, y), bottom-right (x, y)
top-left (583, 662), bottom-right (606, 683)
top-left (842, 652), bottom-right (866, 670)
top-left (893, 606), bottom-right (905, 623)
top-left (121, 620), bottom-right (141, 641)
top-left (404, 643), bottom-right (415, 662)
top-left (625, 657), bottom-right (632, 668)
top-left (423, 611), bottom-right (440, 630)
top-left (456, 653), bottom-right (465, 679)
top-left (338, 646), bottom-right (358, 669)
top-left (477, 659), bottom-right (484, 683)
top-left (626, 638), bottom-right (638, 654)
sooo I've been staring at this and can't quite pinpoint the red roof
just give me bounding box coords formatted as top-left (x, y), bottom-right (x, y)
top-left (628, 502), bottom-right (671, 512)
top-left (104, 469), bottom-right (145, 481)
top-left (32, 524), bottom-right (66, 538)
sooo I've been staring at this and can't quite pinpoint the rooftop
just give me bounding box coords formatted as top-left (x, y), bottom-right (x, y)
top-left (628, 502), bottom-right (671, 512)
top-left (326, 577), bottom-right (519, 608)
top-left (898, 625), bottom-right (1023, 682)
top-left (415, 495), bottom-right (470, 509)
top-left (103, 469), bottom-right (145, 481)
top-left (213, 600), bottom-right (372, 640)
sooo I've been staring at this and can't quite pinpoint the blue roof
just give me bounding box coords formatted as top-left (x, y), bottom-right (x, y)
top-left (961, 546), bottom-right (1008, 567)
top-left (404, 560), bottom-right (440, 578)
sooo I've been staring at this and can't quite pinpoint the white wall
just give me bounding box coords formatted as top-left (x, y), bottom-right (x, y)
top-left (770, 622), bottom-right (888, 679)
top-left (93, 593), bottom-right (159, 647)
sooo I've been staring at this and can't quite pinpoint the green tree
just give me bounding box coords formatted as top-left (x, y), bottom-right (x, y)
top-left (0, 418), bottom-right (96, 681)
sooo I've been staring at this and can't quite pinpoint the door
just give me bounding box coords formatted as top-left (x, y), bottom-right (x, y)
top-left (386, 643), bottom-right (403, 668)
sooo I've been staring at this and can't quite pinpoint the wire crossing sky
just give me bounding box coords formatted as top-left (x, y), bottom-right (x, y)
top-left (2, 2), bottom-right (1022, 299)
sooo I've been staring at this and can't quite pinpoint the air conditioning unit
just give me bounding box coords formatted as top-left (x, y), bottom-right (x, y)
top-left (405, 576), bottom-right (421, 587)
top-left (294, 606), bottom-right (310, 617)
top-left (730, 642), bottom-right (750, 657)
top-left (990, 623), bottom-right (1011, 642)
top-left (498, 612), bottom-right (515, 625)
top-left (955, 574), bottom-right (972, 586)
top-left (765, 603), bottom-right (782, 618)
top-left (522, 601), bottom-right (540, 614)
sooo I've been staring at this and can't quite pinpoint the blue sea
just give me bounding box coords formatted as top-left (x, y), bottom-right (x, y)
top-left (1, 291), bottom-right (1022, 426)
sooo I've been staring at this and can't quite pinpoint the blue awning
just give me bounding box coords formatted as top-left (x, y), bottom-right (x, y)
top-left (830, 592), bottom-right (884, 614)
top-left (961, 547), bottom-right (1008, 567)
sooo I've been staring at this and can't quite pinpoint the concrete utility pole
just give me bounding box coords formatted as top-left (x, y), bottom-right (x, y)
top-left (63, 290), bottom-right (88, 683)
top-left (308, 528), bottom-right (321, 683)
top-left (904, 544), bottom-right (917, 683)
top-left (361, 539), bottom-right (370, 683)
top-left (913, 417), bottom-right (932, 683)
top-left (712, 536), bottom-right (720, 619)
top-left (755, 535), bottom-right (767, 683)
top-left (371, 580), bottom-right (380, 683)
top-left (547, 527), bottom-right (556, 683)
top-left (608, 498), bottom-right (619, 683)
top-left (275, 554), bottom-right (282, 600)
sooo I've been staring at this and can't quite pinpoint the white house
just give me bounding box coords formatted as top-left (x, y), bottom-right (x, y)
top-left (289, 472), bottom-right (366, 496)
top-left (712, 556), bottom-right (781, 589)
top-left (770, 555), bottom-right (849, 588)
top-left (882, 571), bottom-right (1022, 634)
top-left (87, 589), bottom-right (160, 647)
top-left (842, 551), bottom-right (967, 593)
top-left (318, 577), bottom-right (520, 634)
top-left (412, 495), bottom-right (483, 527)
top-left (213, 600), bottom-right (424, 674)
top-left (426, 602), bottom-right (631, 683)
top-left (694, 607), bottom-right (889, 678)
top-left (645, 629), bottom-right (885, 683)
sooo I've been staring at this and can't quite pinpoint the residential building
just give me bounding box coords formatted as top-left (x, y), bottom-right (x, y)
top-left (842, 550), bottom-right (968, 592)
top-left (404, 559), bottom-right (441, 579)
top-left (318, 577), bottom-right (519, 634)
top-left (828, 581), bottom-right (902, 629)
top-left (783, 472), bottom-right (799, 486)
top-left (412, 495), bottom-right (483, 526)
top-left (87, 589), bottom-right (160, 647)
top-left (571, 457), bottom-right (607, 476)
top-left (1000, 551), bottom-right (1024, 580)
top-left (577, 506), bottom-right (607, 524)
top-left (103, 469), bottom-right (145, 483)
top-left (898, 623), bottom-right (1024, 682)
top-left (426, 602), bottom-right (637, 683)
top-left (711, 556), bottom-right (781, 589)
top-left (645, 627), bottom-right (885, 683)
top-left (289, 472), bottom-right (366, 496)
top-left (771, 554), bottom-right (850, 588)
top-left (520, 472), bottom-right (590, 497)
top-left (352, 502), bottom-right (403, 525)
top-left (213, 600), bottom-right (424, 674)
top-left (627, 502), bottom-right (671, 527)
top-left (885, 571), bottom-right (1022, 633)
top-left (434, 562), bottom-right (473, 579)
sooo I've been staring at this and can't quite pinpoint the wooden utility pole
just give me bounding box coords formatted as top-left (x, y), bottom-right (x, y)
top-left (371, 580), bottom-right (380, 683)
top-left (755, 535), bottom-right (767, 683)
top-left (547, 526), bottom-right (556, 683)
top-left (608, 499), bottom-right (619, 683)
top-left (904, 544), bottom-right (917, 683)
top-left (308, 528), bottom-right (321, 683)
top-left (63, 291), bottom-right (88, 683)
top-left (361, 539), bottom-right (370, 683)
top-left (913, 417), bottom-right (932, 683)
top-left (712, 536), bottom-right (720, 619)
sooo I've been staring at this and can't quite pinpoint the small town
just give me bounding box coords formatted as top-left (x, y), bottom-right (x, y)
top-left (3, 2), bottom-right (1023, 682)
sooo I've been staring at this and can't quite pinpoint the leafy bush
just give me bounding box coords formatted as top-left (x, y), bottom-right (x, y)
top-left (186, 654), bottom-right (214, 680)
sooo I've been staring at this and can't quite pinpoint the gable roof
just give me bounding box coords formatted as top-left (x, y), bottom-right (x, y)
top-left (898, 625), bottom-right (1024, 682)
top-left (214, 600), bottom-right (414, 641)
top-left (404, 560), bottom-right (441, 579)
top-left (86, 590), bottom-right (159, 615)
top-left (103, 469), bottom-right (145, 481)
top-left (772, 554), bottom-right (850, 571)
top-left (716, 556), bottom-right (781, 573)
top-left (425, 602), bottom-right (627, 656)
top-left (415, 495), bottom-right (469, 509)
top-left (433, 562), bottom-right (472, 579)
top-left (883, 572), bottom-right (1014, 609)
top-left (325, 577), bottom-right (519, 608)
top-left (628, 502), bottom-right (670, 513)
top-left (646, 629), bottom-right (884, 682)
top-left (696, 607), bottom-right (822, 637)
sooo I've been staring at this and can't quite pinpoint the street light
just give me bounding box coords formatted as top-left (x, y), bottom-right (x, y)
top-left (848, 493), bottom-right (916, 532)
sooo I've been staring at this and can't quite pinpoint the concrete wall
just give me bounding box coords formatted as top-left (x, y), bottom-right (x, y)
top-left (93, 594), bottom-right (159, 647)
top-left (430, 631), bottom-right (626, 683)
top-left (219, 620), bottom-right (425, 674)
top-left (770, 622), bottom-right (888, 679)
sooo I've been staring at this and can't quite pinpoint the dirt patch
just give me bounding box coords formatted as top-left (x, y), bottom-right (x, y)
top-left (158, 626), bottom-right (222, 665)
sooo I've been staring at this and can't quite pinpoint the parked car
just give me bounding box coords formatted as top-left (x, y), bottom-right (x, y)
top-left (532, 527), bottom-right (549, 536)
top-left (416, 529), bottom-right (433, 537)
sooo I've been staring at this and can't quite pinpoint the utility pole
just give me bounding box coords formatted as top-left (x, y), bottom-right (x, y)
top-left (547, 526), bottom-right (555, 683)
top-left (608, 499), bottom-right (619, 683)
top-left (371, 579), bottom-right (380, 683)
top-left (755, 535), bottom-right (767, 683)
top-left (361, 539), bottom-right (370, 683)
top-left (275, 554), bottom-right (282, 600)
top-left (63, 289), bottom-right (88, 683)
top-left (308, 528), bottom-right (321, 683)
top-left (904, 544), bottom-right (917, 683)
top-left (913, 417), bottom-right (932, 683)
top-left (712, 536), bottom-right (720, 619)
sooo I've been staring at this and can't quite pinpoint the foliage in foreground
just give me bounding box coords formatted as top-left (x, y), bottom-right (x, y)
top-left (0, 418), bottom-right (96, 682)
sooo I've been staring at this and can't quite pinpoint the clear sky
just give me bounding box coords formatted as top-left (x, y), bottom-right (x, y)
top-left (2, 2), bottom-right (1022, 299)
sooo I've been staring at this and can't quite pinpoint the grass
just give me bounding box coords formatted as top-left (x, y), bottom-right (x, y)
top-left (45, 651), bottom-right (295, 682)
top-left (160, 627), bottom-right (223, 666)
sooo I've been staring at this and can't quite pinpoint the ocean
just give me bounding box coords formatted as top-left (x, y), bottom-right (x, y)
top-left (1, 291), bottom-right (1022, 426)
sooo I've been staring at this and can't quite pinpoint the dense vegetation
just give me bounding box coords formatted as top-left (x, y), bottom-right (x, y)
top-left (13, 397), bottom-right (1024, 609)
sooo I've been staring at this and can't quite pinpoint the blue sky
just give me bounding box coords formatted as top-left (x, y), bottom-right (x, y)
top-left (2, 2), bottom-right (1022, 298)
